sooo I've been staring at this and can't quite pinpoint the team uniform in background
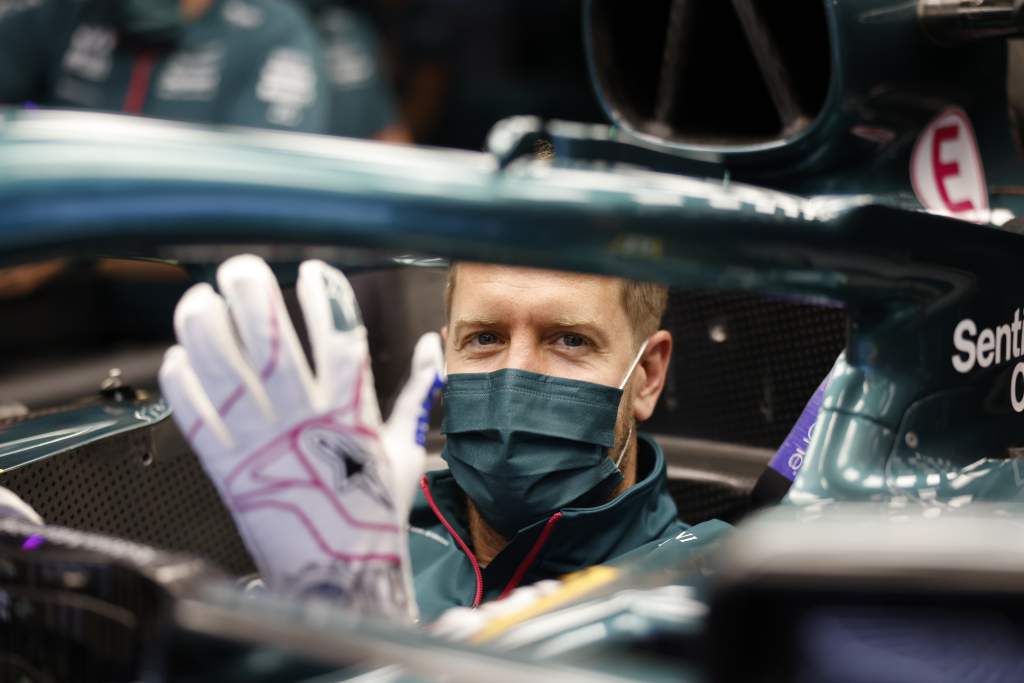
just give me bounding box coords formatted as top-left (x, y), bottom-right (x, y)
top-left (301, 1), bottom-right (400, 138)
top-left (0, 0), bottom-right (329, 132)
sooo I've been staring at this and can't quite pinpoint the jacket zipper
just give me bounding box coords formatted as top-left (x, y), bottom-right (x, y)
top-left (420, 476), bottom-right (483, 608)
top-left (498, 512), bottom-right (562, 599)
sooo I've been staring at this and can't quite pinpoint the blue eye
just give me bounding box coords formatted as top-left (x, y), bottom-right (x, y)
top-left (476, 332), bottom-right (499, 345)
top-left (561, 334), bottom-right (586, 348)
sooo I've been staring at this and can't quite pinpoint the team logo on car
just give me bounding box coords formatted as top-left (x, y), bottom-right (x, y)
top-left (951, 311), bottom-right (1024, 412)
top-left (911, 107), bottom-right (988, 224)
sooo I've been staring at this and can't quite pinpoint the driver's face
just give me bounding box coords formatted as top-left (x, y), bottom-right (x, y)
top-left (444, 263), bottom-right (640, 387)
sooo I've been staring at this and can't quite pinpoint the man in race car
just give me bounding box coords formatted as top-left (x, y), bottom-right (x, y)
top-left (408, 262), bottom-right (691, 620)
top-left (157, 254), bottom-right (723, 622)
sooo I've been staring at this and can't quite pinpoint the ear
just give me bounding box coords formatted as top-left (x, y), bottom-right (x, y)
top-left (440, 324), bottom-right (449, 348)
top-left (631, 330), bottom-right (672, 422)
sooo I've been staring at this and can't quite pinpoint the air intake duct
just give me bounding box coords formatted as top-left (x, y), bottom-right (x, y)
top-left (585, 0), bottom-right (832, 148)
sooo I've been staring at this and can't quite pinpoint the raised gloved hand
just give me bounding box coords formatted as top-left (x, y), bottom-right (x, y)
top-left (159, 255), bottom-right (443, 621)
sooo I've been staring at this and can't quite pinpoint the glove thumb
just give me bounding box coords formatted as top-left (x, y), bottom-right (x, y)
top-left (383, 331), bottom-right (445, 513)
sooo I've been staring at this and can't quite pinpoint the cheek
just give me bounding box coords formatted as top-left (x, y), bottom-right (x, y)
top-left (549, 360), bottom-right (621, 386)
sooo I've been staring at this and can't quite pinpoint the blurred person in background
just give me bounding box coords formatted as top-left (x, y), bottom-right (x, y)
top-left (0, 0), bottom-right (331, 132)
top-left (300, 0), bottom-right (410, 141)
top-left (367, 0), bottom-right (605, 149)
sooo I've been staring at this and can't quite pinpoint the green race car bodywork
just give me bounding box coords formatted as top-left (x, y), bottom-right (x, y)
top-left (5, 0), bottom-right (1024, 679)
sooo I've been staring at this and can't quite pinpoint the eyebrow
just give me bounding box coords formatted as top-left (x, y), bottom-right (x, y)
top-left (450, 316), bottom-right (502, 332)
top-left (451, 316), bottom-right (602, 331)
top-left (548, 317), bottom-right (602, 329)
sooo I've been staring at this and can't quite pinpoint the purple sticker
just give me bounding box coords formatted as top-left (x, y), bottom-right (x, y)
top-left (416, 374), bottom-right (444, 447)
top-left (769, 374), bottom-right (828, 481)
top-left (21, 534), bottom-right (44, 551)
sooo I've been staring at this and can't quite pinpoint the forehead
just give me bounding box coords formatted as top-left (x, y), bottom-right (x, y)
top-left (450, 263), bottom-right (626, 323)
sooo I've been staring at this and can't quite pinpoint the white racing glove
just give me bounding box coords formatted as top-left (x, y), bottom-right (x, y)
top-left (159, 255), bottom-right (443, 621)
top-left (0, 486), bottom-right (43, 525)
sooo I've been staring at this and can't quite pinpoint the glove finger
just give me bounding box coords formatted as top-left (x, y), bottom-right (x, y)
top-left (174, 282), bottom-right (274, 447)
top-left (382, 332), bottom-right (444, 513)
top-left (385, 332), bottom-right (444, 445)
top-left (296, 260), bottom-right (382, 427)
top-left (159, 345), bottom-right (235, 464)
top-left (217, 254), bottom-right (317, 421)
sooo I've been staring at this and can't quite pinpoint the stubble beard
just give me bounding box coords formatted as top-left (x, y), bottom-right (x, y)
top-left (608, 379), bottom-right (638, 497)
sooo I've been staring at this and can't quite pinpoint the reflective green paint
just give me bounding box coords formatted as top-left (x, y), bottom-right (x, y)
top-left (1, 96), bottom-right (1024, 511)
top-left (580, 0), bottom-right (1024, 508)
top-left (5, 2), bottom-right (1024, 677)
top-left (0, 396), bottom-right (171, 472)
top-left (584, 0), bottom-right (1023, 210)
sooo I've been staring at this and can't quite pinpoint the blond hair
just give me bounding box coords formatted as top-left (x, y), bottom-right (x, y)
top-left (444, 264), bottom-right (667, 344)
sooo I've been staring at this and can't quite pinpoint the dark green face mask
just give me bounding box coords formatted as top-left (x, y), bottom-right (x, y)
top-left (441, 349), bottom-right (645, 538)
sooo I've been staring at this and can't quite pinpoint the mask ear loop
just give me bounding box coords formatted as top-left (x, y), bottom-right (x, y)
top-left (618, 339), bottom-right (649, 390)
top-left (614, 339), bottom-right (649, 472)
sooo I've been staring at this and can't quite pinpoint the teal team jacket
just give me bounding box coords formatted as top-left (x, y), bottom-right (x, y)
top-left (0, 0), bottom-right (329, 131)
top-left (408, 433), bottom-right (724, 622)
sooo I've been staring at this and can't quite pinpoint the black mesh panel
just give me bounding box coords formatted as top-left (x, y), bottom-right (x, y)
top-left (646, 290), bottom-right (847, 449)
top-left (0, 419), bottom-right (255, 576)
